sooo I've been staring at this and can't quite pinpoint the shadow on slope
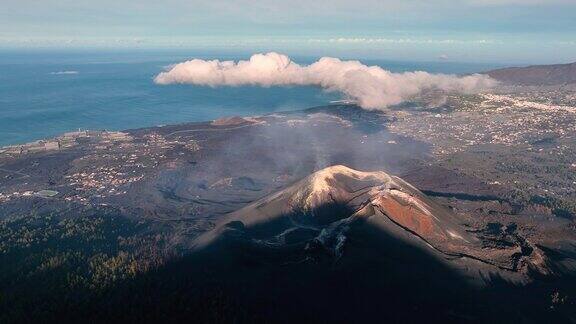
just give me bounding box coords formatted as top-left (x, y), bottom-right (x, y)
top-left (78, 218), bottom-right (483, 323)
top-left (63, 216), bottom-right (576, 323)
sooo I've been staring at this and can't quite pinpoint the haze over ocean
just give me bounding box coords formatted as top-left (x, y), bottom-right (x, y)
top-left (0, 50), bottom-right (501, 146)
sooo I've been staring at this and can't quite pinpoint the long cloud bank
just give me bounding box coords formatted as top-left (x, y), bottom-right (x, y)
top-left (154, 52), bottom-right (496, 110)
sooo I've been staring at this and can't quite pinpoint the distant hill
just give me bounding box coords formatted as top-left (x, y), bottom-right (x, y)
top-left (485, 61), bottom-right (576, 85)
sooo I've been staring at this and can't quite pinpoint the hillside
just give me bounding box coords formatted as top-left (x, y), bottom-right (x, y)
top-left (485, 62), bottom-right (576, 85)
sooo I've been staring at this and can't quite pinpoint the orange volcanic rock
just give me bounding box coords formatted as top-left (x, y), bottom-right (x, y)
top-left (374, 193), bottom-right (439, 241)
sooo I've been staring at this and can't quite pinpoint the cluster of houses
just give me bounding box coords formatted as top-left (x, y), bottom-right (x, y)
top-left (389, 92), bottom-right (576, 156)
top-left (0, 130), bottom-right (132, 156)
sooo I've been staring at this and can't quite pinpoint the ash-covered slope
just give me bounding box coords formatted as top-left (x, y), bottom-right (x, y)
top-left (195, 165), bottom-right (548, 282)
top-left (485, 62), bottom-right (576, 85)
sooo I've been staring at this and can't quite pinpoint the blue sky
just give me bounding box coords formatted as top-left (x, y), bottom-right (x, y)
top-left (1, 0), bottom-right (575, 63)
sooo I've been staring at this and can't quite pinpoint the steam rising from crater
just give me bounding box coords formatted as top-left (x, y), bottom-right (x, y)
top-left (154, 52), bottom-right (496, 110)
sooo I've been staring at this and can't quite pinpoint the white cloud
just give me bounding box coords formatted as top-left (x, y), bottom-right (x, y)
top-left (50, 71), bottom-right (79, 75)
top-left (466, 0), bottom-right (573, 5)
top-left (308, 38), bottom-right (498, 45)
top-left (154, 52), bottom-right (497, 110)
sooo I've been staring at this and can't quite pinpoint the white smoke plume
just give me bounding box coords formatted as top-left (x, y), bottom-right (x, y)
top-left (154, 52), bottom-right (497, 110)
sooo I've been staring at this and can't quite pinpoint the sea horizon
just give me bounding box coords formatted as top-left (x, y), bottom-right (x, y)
top-left (0, 49), bottom-right (504, 147)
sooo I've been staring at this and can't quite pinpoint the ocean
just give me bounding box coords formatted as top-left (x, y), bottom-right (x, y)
top-left (0, 49), bottom-right (501, 146)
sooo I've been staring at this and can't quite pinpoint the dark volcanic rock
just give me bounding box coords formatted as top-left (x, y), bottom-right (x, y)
top-left (195, 165), bottom-right (548, 283)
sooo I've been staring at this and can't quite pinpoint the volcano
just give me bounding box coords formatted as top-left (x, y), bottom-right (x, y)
top-left (152, 165), bottom-right (563, 322)
top-left (195, 165), bottom-right (548, 284)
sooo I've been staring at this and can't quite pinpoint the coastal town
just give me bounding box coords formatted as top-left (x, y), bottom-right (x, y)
top-left (0, 128), bottom-right (190, 205)
top-left (389, 90), bottom-right (576, 217)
